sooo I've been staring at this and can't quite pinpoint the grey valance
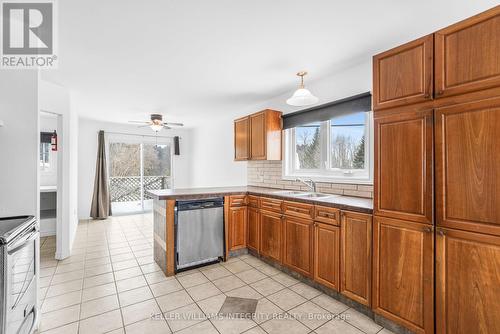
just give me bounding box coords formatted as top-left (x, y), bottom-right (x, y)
top-left (40, 132), bottom-right (53, 143)
top-left (282, 92), bottom-right (372, 129)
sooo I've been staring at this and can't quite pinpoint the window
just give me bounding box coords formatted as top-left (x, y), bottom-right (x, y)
top-left (284, 111), bottom-right (373, 183)
top-left (40, 142), bottom-right (51, 170)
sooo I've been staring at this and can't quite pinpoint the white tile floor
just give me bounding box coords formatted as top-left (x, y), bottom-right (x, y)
top-left (38, 214), bottom-right (394, 334)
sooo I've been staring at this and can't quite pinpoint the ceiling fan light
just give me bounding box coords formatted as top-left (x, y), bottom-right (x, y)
top-left (150, 124), bottom-right (163, 132)
top-left (286, 88), bottom-right (319, 107)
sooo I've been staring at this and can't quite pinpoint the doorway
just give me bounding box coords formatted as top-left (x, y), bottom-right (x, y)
top-left (39, 111), bottom-right (61, 238)
top-left (108, 135), bottom-right (173, 215)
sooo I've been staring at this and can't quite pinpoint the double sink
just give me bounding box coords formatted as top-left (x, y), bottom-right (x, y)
top-left (271, 190), bottom-right (336, 199)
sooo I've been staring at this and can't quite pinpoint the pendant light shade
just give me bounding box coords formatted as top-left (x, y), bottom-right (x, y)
top-left (286, 71), bottom-right (319, 107)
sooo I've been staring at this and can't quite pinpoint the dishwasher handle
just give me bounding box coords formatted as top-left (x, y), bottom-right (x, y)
top-left (176, 198), bottom-right (224, 211)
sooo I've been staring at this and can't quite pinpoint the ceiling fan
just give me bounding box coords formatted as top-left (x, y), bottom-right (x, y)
top-left (128, 114), bottom-right (184, 132)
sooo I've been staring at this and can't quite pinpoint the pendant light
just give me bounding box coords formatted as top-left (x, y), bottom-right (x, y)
top-left (286, 71), bottom-right (319, 107)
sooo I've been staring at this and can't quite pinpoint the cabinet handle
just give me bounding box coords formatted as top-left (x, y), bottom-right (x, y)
top-left (423, 227), bottom-right (432, 233)
top-left (438, 229), bottom-right (445, 236)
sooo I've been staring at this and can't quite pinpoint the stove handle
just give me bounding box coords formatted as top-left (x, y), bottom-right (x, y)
top-left (7, 229), bottom-right (39, 255)
top-left (17, 305), bottom-right (38, 334)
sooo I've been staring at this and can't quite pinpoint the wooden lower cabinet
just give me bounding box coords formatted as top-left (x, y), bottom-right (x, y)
top-left (340, 211), bottom-right (372, 306)
top-left (313, 222), bottom-right (340, 291)
top-left (436, 228), bottom-right (500, 334)
top-left (260, 209), bottom-right (282, 262)
top-left (247, 207), bottom-right (260, 252)
top-left (228, 206), bottom-right (247, 251)
top-left (283, 216), bottom-right (313, 277)
top-left (372, 216), bottom-right (434, 334)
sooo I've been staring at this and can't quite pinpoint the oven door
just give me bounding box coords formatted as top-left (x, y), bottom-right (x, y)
top-left (5, 227), bottom-right (39, 334)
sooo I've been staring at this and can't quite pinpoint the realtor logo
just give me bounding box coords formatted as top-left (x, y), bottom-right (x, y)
top-left (1, 0), bottom-right (57, 68)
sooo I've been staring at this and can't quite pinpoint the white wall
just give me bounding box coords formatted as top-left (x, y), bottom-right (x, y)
top-left (0, 71), bottom-right (39, 218)
top-left (78, 118), bottom-right (193, 219)
top-left (190, 115), bottom-right (247, 188)
top-left (39, 80), bottom-right (78, 259)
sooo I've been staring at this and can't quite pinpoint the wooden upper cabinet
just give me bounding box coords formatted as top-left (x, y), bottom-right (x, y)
top-left (340, 211), bottom-right (371, 307)
top-left (234, 116), bottom-right (249, 160)
top-left (250, 112), bottom-right (266, 159)
top-left (283, 216), bottom-right (313, 277)
top-left (228, 206), bottom-right (247, 251)
top-left (435, 6), bottom-right (500, 98)
top-left (373, 35), bottom-right (433, 110)
top-left (372, 216), bottom-right (434, 334)
top-left (314, 222), bottom-right (340, 291)
top-left (234, 109), bottom-right (282, 161)
top-left (436, 228), bottom-right (500, 334)
top-left (247, 206), bottom-right (260, 252)
top-left (374, 109), bottom-right (434, 224)
top-left (435, 97), bottom-right (500, 236)
top-left (260, 209), bottom-right (282, 263)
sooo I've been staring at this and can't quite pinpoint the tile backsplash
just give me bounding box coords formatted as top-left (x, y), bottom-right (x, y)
top-left (247, 160), bottom-right (373, 198)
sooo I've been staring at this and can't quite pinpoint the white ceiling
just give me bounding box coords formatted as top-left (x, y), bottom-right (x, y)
top-left (42, 0), bottom-right (498, 127)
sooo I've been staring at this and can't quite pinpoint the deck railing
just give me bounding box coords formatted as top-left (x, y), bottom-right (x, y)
top-left (110, 176), bottom-right (170, 202)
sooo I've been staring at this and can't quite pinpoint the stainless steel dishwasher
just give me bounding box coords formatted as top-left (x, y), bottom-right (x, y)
top-left (175, 198), bottom-right (224, 271)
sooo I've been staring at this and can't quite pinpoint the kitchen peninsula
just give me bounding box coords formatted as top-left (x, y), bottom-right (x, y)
top-left (148, 186), bottom-right (372, 280)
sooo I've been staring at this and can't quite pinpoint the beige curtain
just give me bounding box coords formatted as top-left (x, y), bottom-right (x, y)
top-left (90, 130), bottom-right (111, 219)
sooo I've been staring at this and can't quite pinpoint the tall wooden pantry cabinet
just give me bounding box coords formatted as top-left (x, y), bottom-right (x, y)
top-left (373, 5), bottom-right (500, 334)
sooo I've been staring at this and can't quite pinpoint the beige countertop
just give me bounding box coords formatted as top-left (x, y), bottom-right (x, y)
top-left (148, 186), bottom-right (373, 214)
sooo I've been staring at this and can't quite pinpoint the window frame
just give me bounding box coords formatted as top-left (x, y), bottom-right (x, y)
top-left (283, 111), bottom-right (374, 184)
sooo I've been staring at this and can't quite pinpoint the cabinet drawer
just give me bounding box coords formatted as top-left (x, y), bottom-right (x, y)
top-left (283, 201), bottom-right (314, 220)
top-left (229, 195), bottom-right (247, 207)
top-left (260, 197), bottom-right (282, 213)
top-left (314, 206), bottom-right (340, 225)
top-left (247, 195), bottom-right (260, 208)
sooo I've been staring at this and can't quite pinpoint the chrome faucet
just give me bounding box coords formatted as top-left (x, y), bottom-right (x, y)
top-left (295, 178), bottom-right (317, 192)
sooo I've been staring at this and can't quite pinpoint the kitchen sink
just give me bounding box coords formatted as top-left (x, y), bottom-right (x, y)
top-left (294, 192), bottom-right (333, 198)
top-left (271, 190), bottom-right (333, 199)
top-left (271, 190), bottom-right (308, 196)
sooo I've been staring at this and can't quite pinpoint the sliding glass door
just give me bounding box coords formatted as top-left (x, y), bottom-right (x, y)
top-left (108, 137), bottom-right (172, 215)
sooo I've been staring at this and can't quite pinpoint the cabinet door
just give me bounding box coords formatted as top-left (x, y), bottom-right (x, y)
top-left (313, 222), bottom-right (340, 291)
top-left (247, 207), bottom-right (260, 252)
top-left (435, 97), bottom-right (500, 236)
top-left (283, 216), bottom-right (313, 277)
top-left (260, 210), bottom-right (282, 262)
top-left (435, 7), bottom-right (500, 98)
top-left (234, 117), bottom-right (249, 160)
top-left (436, 228), bottom-right (500, 334)
top-left (340, 211), bottom-right (371, 306)
top-left (373, 35), bottom-right (433, 110)
top-left (250, 111), bottom-right (266, 160)
top-left (374, 110), bottom-right (434, 224)
top-left (372, 216), bottom-right (434, 334)
top-left (229, 206), bottom-right (247, 251)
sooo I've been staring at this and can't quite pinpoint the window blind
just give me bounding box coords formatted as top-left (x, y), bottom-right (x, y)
top-left (282, 92), bottom-right (371, 129)
top-left (40, 132), bottom-right (53, 143)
